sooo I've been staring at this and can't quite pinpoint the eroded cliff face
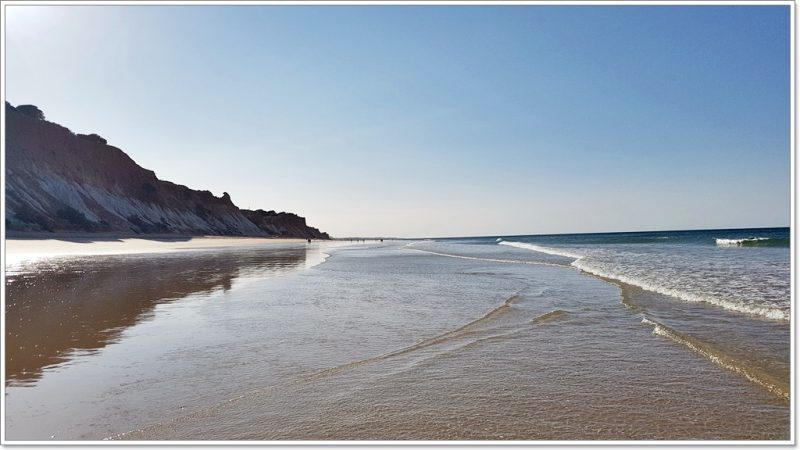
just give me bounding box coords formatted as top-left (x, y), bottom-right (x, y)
top-left (5, 103), bottom-right (329, 239)
top-left (242, 209), bottom-right (330, 240)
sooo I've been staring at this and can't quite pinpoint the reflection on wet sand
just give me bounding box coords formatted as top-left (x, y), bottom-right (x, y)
top-left (5, 248), bottom-right (308, 386)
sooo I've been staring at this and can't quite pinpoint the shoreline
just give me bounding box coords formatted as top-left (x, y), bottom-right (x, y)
top-left (4, 230), bottom-right (328, 241)
top-left (4, 235), bottom-right (319, 269)
top-left (3, 239), bottom-right (789, 440)
top-left (406, 241), bottom-right (790, 403)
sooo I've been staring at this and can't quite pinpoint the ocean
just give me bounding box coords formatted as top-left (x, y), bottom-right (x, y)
top-left (3, 228), bottom-right (791, 440)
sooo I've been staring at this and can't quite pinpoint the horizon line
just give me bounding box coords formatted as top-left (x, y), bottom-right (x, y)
top-left (407, 224), bottom-right (791, 241)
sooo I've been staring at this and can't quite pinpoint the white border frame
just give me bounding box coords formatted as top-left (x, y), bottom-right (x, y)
top-left (0, 0), bottom-right (795, 447)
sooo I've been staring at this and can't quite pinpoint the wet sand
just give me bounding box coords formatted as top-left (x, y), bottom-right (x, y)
top-left (4, 240), bottom-right (790, 441)
top-left (5, 235), bottom-right (312, 268)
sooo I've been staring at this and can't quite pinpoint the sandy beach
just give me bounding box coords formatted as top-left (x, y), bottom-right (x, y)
top-left (5, 235), bottom-right (314, 269)
top-left (1, 235), bottom-right (789, 440)
top-left (2, 3), bottom-right (790, 443)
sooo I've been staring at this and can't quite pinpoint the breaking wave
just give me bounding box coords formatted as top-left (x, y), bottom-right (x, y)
top-left (715, 237), bottom-right (789, 247)
top-left (498, 241), bottom-right (583, 259)
top-left (571, 259), bottom-right (788, 321)
top-left (499, 241), bottom-right (789, 321)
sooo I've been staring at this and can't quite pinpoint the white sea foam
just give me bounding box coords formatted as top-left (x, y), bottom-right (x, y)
top-left (573, 258), bottom-right (788, 321)
top-left (498, 241), bottom-right (584, 259)
top-left (715, 237), bottom-right (769, 246)
top-left (640, 317), bottom-right (658, 327)
top-left (498, 240), bottom-right (789, 322)
top-left (406, 247), bottom-right (567, 268)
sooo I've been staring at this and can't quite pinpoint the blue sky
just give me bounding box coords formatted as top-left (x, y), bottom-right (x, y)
top-left (5, 5), bottom-right (791, 237)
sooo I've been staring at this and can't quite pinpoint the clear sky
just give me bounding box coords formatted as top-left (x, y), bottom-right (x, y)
top-left (4, 4), bottom-right (791, 238)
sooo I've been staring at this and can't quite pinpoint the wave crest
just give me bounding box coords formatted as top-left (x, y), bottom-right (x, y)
top-left (574, 259), bottom-right (788, 321)
top-left (497, 240), bottom-right (788, 321)
top-left (498, 241), bottom-right (583, 259)
top-left (716, 237), bottom-right (788, 247)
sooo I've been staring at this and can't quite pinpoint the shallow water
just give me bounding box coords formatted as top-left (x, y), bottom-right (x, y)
top-left (3, 238), bottom-right (790, 440)
top-left (496, 227), bottom-right (790, 320)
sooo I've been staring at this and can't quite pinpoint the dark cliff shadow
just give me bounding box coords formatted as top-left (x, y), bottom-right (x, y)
top-left (5, 247), bottom-right (308, 386)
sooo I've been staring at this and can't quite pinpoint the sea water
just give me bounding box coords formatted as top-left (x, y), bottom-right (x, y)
top-left (493, 227), bottom-right (790, 320)
top-left (3, 230), bottom-right (790, 440)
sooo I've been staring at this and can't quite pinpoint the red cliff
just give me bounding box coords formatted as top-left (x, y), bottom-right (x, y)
top-left (5, 102), bottom-right (329, 239)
